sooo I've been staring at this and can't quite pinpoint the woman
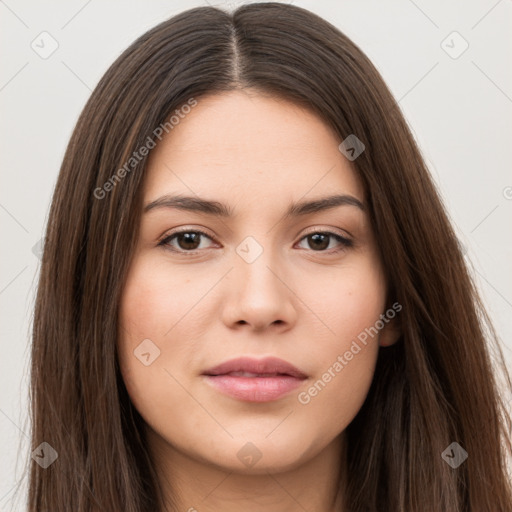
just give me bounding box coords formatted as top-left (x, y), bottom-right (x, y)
top-left (28, 2), bottom-right (512, 511)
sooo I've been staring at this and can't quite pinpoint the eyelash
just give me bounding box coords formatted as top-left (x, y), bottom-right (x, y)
top-left (157, 228), bottom-right (353, 255)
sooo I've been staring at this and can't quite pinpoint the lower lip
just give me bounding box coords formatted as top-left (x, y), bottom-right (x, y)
top-left (203, 375), bottom-right (305, 402)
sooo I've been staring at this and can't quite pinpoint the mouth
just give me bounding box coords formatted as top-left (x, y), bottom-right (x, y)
top-left (202, 356), bottom-right (308, 402)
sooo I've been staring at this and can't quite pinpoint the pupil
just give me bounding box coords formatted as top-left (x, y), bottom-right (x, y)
top-left (310, 233), bottom-right (328, 250)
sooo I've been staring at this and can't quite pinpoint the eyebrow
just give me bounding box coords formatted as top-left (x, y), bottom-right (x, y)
top-left (143, 193), bottom-right (365, 217)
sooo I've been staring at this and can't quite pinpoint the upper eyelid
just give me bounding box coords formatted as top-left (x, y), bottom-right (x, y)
top-left (300, 226), bottom-right (353, 240)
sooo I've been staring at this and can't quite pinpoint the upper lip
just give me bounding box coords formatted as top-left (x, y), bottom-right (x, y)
top-left (202, 356), bottom-right (308, 379)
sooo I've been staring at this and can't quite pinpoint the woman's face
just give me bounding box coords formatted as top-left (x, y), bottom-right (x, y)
top-left (118, 90), bottom-right (398, 474)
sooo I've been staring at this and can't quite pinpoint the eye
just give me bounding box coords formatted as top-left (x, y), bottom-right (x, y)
top-left (296, 231), bottom-right (353, 253)
top-left (158, 229), bottom-right (216, 253)
top-left (158, 228), bottom-right (353, 255)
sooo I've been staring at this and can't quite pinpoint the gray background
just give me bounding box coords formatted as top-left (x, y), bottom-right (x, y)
top-left (1, 0), bottom-right (511, 509)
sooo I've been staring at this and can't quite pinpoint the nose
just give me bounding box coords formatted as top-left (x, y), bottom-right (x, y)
top-left (221, 246), bottom-right (297, 332)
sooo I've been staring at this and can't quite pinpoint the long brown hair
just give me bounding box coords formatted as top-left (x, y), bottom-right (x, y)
top-left (25, 3), bottom-right (512, 511)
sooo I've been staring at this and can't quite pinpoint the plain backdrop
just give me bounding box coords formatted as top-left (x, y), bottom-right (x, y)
top-left (1, 0), bottom-right (511, 510)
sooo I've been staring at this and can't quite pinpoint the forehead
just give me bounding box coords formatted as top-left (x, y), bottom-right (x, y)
top-left (143, 90), bottom-right (364, 209)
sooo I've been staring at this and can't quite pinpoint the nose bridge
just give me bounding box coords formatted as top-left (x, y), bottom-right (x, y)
top-left (223, 234), bottom-right (295, 329)
top-left (235, 234), bottom-right (282, 296)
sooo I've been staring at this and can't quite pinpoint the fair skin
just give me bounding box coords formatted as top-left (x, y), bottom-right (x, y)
top-left (118, 90), bottom-right (399, 512)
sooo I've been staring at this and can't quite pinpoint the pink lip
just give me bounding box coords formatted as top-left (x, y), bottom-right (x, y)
top-left (202, 356), bottom-right (308, 402)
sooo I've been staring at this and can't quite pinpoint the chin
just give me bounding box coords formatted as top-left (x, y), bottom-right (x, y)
top-left (196, 433), bottom-right (319, 475)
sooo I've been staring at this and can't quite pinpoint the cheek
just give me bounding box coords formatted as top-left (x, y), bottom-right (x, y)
top-left (293, 261), bottom-right (385, 421)
top-left (119, 257), bottom-right (191, 338)
top-left (117, 256), bottom-right (217, 423)
top-left (300, 258), bottom-right (387, 348)
top-left (117, 258), bottom-right (178, 411)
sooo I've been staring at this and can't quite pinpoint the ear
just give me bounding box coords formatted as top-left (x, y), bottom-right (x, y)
top-left (378, 310), bottom-right (402, 347)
